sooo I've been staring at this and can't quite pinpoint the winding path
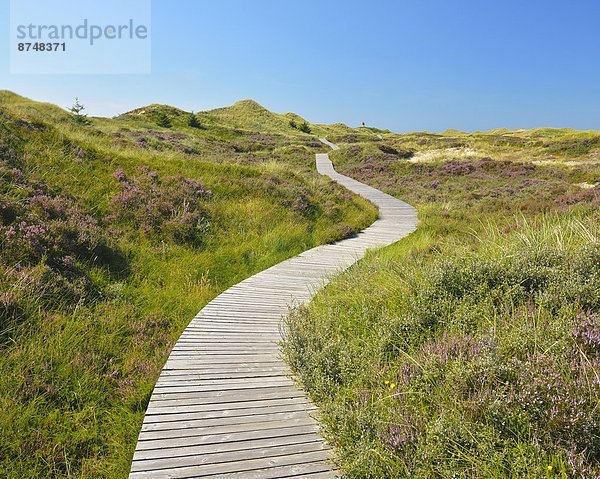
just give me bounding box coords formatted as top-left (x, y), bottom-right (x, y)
top-left (129, 140), bottom-right (418, 478)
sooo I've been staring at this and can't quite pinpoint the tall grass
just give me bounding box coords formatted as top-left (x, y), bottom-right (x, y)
top-left (282, 137), bottom-right (600, 478)
top-left (0, 93), bottom-right (376, 478)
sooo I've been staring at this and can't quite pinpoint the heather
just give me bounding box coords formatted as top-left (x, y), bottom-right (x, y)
top-left (0, 92), bottom-right (376, 478)
top-left (282, 133), bottom-right (600, 477)
top-left (108, 167), bottom-right (212, 245)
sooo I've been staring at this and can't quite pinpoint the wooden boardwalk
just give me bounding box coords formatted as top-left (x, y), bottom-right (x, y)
top-left (129, 140), bottom-right (418, 478)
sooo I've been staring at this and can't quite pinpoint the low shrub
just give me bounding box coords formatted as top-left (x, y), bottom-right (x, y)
top-left (109, 166), bottom-right (212, 246)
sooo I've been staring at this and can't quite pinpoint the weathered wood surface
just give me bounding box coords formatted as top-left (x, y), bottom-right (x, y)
top-left (129, 140), bottom-right (417, 478)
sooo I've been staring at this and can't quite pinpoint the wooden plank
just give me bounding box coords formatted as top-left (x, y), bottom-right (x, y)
top-left (158, 371), bottom-right (290, 381)
top-left (168, 346), bottom-right (280, 354)
top-left (174, 338), bottom-right (279, 344)
top-left (135, 423), bottom-right (320, 451)
top-left (137, 417), bottom-right (319, 443)
top-left (205, 462), bottom-right (336, 479)
top-left (151, 387), bottom-right (304, 403)
top-left (154, 374), bottom-right (290, 385)
top-left (160, 363), bottom-right (286, 372)
top-left (132, 433), bottom-right (324, 462)
top-left (145, 397), bottom-right (311, 416)
top-left (183, 321), bottom-right (281, 327)
top-left (147, 388), bottom-right (306, 408)
top-left (161, 363), bottom-right (287, 373)
top-left (143, 403), bottom-right (316, 426)
top-left (154, 377), bottom-right (292, 389)
top-left (162, 353), bottom-right (280, 360)
top-left (151, 380), bottom-right (294, 395)
top-left (140, 410), bottom-right (317, 436)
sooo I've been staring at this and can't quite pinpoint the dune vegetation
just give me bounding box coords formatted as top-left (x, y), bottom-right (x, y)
top-left (0, 91), bottom-right (377, 478)
top-left (282, 129), bottom-right (600, 477)
top-left (4, 88), bottom-right (600, 478)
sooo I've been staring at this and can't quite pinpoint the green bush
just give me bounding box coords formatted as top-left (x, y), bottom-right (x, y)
top-left (186, 112), bottom-right (202, 128)
top-left (155, 111), bottom-right (172, 128)
top-left (298, 121), bottom-right (311, 134)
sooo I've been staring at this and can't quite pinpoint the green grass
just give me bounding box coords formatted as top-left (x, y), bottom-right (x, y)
top-left (282, 133), bottom-right (600, 478)
top-left (0, 91), bottom-right (377, 478)
top-left (4, 89), bottom-right (600, 478)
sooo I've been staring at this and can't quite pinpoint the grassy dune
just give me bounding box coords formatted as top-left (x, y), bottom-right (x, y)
top-left (282, 131), bottom-right (600, 477)
top-left (0, 91), bottom-right (377, 478)
top-left (4, 89), bottom-right (600, 477)
top-left (117, 98), bottom-right (361, 139)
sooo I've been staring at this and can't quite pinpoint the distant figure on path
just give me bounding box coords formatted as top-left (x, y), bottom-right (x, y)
top-left (362, 121), bottom-right (365, 127)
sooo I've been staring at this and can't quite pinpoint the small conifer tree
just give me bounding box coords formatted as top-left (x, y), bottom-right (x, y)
top-left (69, 98), bottom-right (91, 125)
top-left (187, 112), bottom-right (202, 128)
top-left (298, 121), bottom-right (311, 134)
top-left (156, 111), bottom-right (172, 128)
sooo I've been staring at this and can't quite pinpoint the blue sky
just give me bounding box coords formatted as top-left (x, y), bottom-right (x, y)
top-left (1, 0), bottom-right (599, 132)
